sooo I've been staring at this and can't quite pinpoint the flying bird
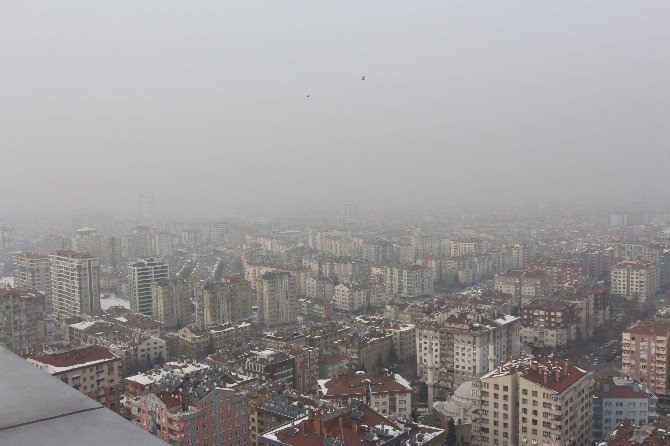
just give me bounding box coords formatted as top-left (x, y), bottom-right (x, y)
top-left (361, 75), bottom-right (366, 81)
top-left (306, 93), bottom-right (310, 98)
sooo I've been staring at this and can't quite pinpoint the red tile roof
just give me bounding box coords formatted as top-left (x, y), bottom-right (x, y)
top-left (319, 370), bottom-right (411, 397)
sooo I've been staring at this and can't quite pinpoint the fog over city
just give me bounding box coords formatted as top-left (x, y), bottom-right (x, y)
top-left (1, 1), bottom-right (669, 216)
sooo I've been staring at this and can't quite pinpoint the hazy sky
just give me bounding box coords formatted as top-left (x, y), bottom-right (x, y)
top-left (1, 1), bottom-right (669, 216)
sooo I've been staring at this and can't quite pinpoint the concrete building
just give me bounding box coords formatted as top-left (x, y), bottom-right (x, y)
top-left (622, 320), bottom-right (670, 397)
top-left (334, 283), bottom-right (369, 312)
top-left (105, 335), bottom-right (167, 374)
top-left (598, 419), bottom-right (670, 445)
top-left (383, 263), bottom-right (434, 298)
top-left (150, 229), bottom-right (173, 257)
top-left (27, 345), bottom-right (122, 414)
top-left (50, 251), bottom-right (101, 320)
top-left (260, 402), bottom-right (444, 446)
top-left (151, 279), bottom-right (191, 329)
top-left (520, 299), bottom-right (577, 351)
top-left (196, 276), bottom-right (253, 326)
top-left (305, 276), bottom-right (336, 301)
top-left (493, 271), bottom-right (552, 305)
top-left (257, 272), bottom-right (297, 327)
top-left (592, 376), bottom-right (657, 443)
top-left (14, 252), bottom-right (51, 314)
top-left (472, 356), bottom-right (592, 446)
top-left (611, 260), bottom-right (661, 302)
top-left (128, 258), bottom-right (169, 316)
top-left (289, 346), bottom-right (320, 394)
top-left (245, 349), bottom-right (294, 386)
top-left (416, 314), bottom-right (521, 387)
top-left (0, 289), bottom-right (46, 350)
top-left (317, 369), bottom-right (413, 418)
top-left (130, 369), bottom-right (252, 446)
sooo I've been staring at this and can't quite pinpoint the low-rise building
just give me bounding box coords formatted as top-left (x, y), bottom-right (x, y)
top-left (317, 369), bottom-right (413, 418)
top-left (592, 376), bottom-right (658, 442)
top-left (27, 345), bottom-right (122, 413)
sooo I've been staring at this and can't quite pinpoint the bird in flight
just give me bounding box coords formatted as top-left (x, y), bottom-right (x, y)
top-left (306, 93), bottom-right (310, 98)
top-left (361, 75), bottom-right (366, 81)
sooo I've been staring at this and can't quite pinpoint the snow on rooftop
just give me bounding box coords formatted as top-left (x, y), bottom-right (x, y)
top-left (494, 315), bottom-right (519, 325)
top-left (394, 373), bottom-right (412, 390)
top-left (69, 321), bottom-right (98, 330)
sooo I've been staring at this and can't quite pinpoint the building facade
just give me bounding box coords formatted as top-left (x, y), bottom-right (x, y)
top-left (128, 258), bottom-right (169, 316)
top-left (50, 251), bottom-right (101, 320)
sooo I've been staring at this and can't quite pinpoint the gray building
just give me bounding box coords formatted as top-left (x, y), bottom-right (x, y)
top-left (592, 376), bottom-right (657, 442)
top-left (128, 258), bottom-right (169, 316)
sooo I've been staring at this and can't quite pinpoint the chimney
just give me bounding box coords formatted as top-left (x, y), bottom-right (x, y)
top-left (338, 417), bottom-right (343, 428)
top-left (300, 422), bottom-right (306, 434)
top-left (315, 418), bottom-right (322, 435)
top-left (555, 370), bottom-right (561, 381)
top-left (543, 371), bottom-right (548, 384)
top-left (563, 361), bottom-right (569, 375)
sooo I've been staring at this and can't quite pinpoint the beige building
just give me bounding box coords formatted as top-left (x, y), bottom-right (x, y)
top-left (195, 276), bottom-right (253, 326)
top-left (0, 289), bottom-right (46, 350)
top-left (106, 335), bottom-right (167, 372)
top-left (14, 252), bottom-right (51, 314)
top-left (472, 356), bottom-right (592, 446)
top-left (611, 260), bottom-right (661, 302)
top-left (383, 263), bottom-right (434, 298)
top-left (417, 313), bottom-right (521, 386)
top-left (257, 272), bottom-right (297, 327)
top-left (151, 279), bottom-right (191, 329)
top-left (622, 319), bottom-right (670, 397)
top-left (50, 251), bottom-right (100, 320)
top-left (317, 369), bottom-right (413, 418)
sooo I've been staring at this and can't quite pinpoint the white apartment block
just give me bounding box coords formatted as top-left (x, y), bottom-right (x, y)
top-left (611, 260), bottom-right (660, 302)
top-left (256, 271), bottom-right (297, 327)
top-left (14, 252), bottom-right (51, 314)
top-left (50, 251), bottom-right (101, 320)
top-left (417, 313), bottom-right (521, 387)
top-left (384, 263), bottom-right (434, 298)
top-left (128, 258), bottom-right (169, 316)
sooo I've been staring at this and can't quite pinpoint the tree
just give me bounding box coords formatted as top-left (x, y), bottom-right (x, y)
top-left (156, 351), bottom-right (165, 367)
top-left (446, 418), bottom-right (457, 446)
top-left (388, 344), bottom-right (398, 366)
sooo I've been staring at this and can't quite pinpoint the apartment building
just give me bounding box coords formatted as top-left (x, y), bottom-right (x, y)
top-left (244, 349), bottom-right (295, 386)
top-left (196, 276), bottom-right (252, 326)
top-left (128, 258), bottom-right (169, 316)
top-left (27, 345), bottom-right (122, 413)
top-left (520, 299), bottom-right (577, 350)
top-left (383, 263), bottom-right (434, 298)
top-left (151, 279), bottom-right (191, 329)
top-left (334, 283), bottom-right (371, 312)
top-left (105, 335), bottom-right (166, 373)
top-left (622, 320), bottom-right (670, 397)
top-left (494, 270), bottom-right (552, 305)
top-left (317, 369), bottom-right (413, 418)
top-left (592, 377), bottom-right (657, 442)
top-left (416, 313), bottom-right (521, 386)
top-left (130, 370), bottom-right (252, 446)
top-left (471, 356), bottom-right (591, 446)
top-left (14, 252), bottom-right (51, 314)
top-left (256, 272), bottom-right (297, 327)
top-left (305, 276), bottom-right (335, 301)
top-left (260, 402), bottom-right (444, 446)
top-left (611, 260), bottom-right (661, 302)
top-left (0, 289), bottom-right (46, 350)
top-left (289, 346), bottom-right (320, 394)
top-left (50, 250), bottom-right (101, 320)
top-left (335, 330), bottom-right (394, 371)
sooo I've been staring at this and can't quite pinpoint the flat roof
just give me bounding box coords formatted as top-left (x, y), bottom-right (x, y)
top-left (0, 346), bottom-right (166, 446)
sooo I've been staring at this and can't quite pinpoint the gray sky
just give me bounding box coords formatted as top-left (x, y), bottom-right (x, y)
top-left (1, 1), bottom-right (669, 216)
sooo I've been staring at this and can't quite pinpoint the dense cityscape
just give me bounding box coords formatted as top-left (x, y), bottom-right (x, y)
top-left (2, 202), bottom-right (670, 445)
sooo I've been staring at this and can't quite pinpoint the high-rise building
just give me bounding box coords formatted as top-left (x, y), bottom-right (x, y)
top-left (150, 229), bottom-right (173, 257)
top-left (611, 260), bottom-right (661, 302)
top-left (416, 313), bottom-right (521, 387)
top-left (72, 228), bottom-right (100, 256)
top-left (14, 252), bottom-right (51, 314)
top-left (195, 276), bottom-right (253, 326)
top-left (49, 251), bottom-right (101, 320)
top-left (128, 258), bottom-right (169, 316)
top-left (471, 356), bottom-right (592, 446)
top-left (383, 263), bottom-right (433, 298)
top-left (256, 272), bottom-right (297, 327)
top-left (0, 289), bottom-right (46, 350)
top-left (138, 193), bottom-right (155, 223)
top-left (0, 223), bottom-right (12, 252)
top-left (151, 279), bottom-right (191, 329)
top-left (344, 203), bottom-right (359, 217)
top-left (622, 320), bottom-right (670, 397)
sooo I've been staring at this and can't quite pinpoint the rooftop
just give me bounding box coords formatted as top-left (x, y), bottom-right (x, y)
top-left (0, 346), bottom-right (166, 446)
top-left (28, 345), bottom-right (119, 374)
